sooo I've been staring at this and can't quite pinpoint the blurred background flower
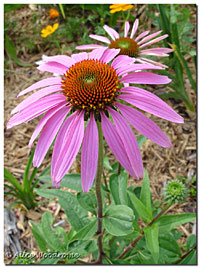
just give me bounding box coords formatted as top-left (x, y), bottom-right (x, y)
top-left (49, 8), bottom-right (59, 18)
top-left (41, 23), bottom-right (59, 38)
top-left (109, 4), bottom-right (134, 14)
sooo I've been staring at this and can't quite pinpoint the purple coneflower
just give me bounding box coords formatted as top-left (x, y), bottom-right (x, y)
top-left (76, 19), bottom-right (173, 68)
top-left (7, 48), bottom-right (183, 192)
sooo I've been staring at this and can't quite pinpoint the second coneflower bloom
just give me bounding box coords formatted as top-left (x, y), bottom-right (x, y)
top-left (76, 19), bottom-right (173, 67)
top-left (7, 49), bottom-right (183, 192)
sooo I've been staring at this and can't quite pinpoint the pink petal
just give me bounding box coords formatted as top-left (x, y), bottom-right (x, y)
top-left (7, 94), bottom-right (66, 129)
top-left (100, 111), bottom-right (137, 178)
top-left (118, 87), bottom-right (184, 123)
top-left (140, 48), bottom-right (173, 54)
top-left (81, 113), bottom-right (98, 193)
top-left (33, 106), bottom-right (71, 167)
top-left (130, 19), bottom-right (139, 39)
top-left (139, 34), bottom-right (168, 49)
top-left (138, 30), bottom-right (162, 45)
top-left (76, 44), bottom-right (106, 50)
top-left (12, 85), bottom-right (63, 114)
top-left (115, 102), bottom-right (172, 147)
top-left (89, 48), bottom-right (107, 60)
top-left (116, 64), bottom-right (162, 76)
top-left (37, 62), bottom-right (68, 74)
top-left (18, 77), bottom-right (62, 97)
top-left (111, 55), bottom-right (135, 70)
top-left (71, 52), bottom-right (88, 63)
top-left (103, 25), bottom-right (119, 40)
top-left (136, 57), bottom-right (168, 68)
top-left (107, 107), bottom-right (143, 179)
top-left (124, 21), bottom-right (130, 37)
top-left (41, 55), bottom-right (75, 68)
top-left (28, 103), bottom-right (68, 148)
top-left (135, 31), bottom-right (150, 42)
top-left (100, 48), bottom-right (120, 64)
top-left (51, 111), bottom-right (84, 187)
top-left (89, 34), bottom-right (111, 44)
top-left (119, 72), bottom-right (171, 84)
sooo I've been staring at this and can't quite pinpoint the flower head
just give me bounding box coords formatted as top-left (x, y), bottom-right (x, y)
top-left (162, 180), bottom-right (188, 204)
top-left (41, 23), bottom-right (59, 38)
top-left (49, 8), bottom-right (59, 18)
top-left (7, 49), bottom-right (183, 193)
top-left (109, 4), bottom-right (134, 14)
top-left (76, 19), bottom-right (173, 67)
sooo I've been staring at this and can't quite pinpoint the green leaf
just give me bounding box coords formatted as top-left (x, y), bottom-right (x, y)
top-left (71, 218), bottom-right (97, 241)
top-left (23, 149), bottom-right (35, 192)
top-left (103, 205), bottom-right (134, 236)
top-left (178, 249), bottom-right (196, 264)
top-left (77, 192), bottom-right (97, 215)
top-left (144, 224), bottom-right (159, 263)
top-left (187, 234), bottom-right (196, 250)
top-left (127, 190), bottom-right (152, 223)
top-left (4, 4), bottom-right (25, 13)
top-left (60, 174), bottom-right (82, 191)
top-left (156, 213), bottom-right (196, 234)
top-left (140, 170), bottom-right (152, 218)
top-left (109, 173), bottom-right (128, 205)
top-left (36, 189), bottom-right (89, 231)
top-left (104, 156), bottom-right (113, 170)
top-left (4, 168), bottom-right (23, 193)
top-left (159, 233), bottom-right (181, 256)
top-left (5, 34), bottom-right (32, 67)
top-left (37, 255), bottom-right (59, 264)
top-left (41, 212), bottom-right (64, 252)
top-left (31, 222), bottom-right (48, 253)
top-left (136, 135), bottom-right (147, 149)
top-left (158, 92), bottom-right (184, 100)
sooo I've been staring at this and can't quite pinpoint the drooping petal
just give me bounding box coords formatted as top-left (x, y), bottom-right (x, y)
top-left (118, 87), bottom-right (184, 123)
top-left (37, 62), bottom-right (68, 74)
top-left (12, 85), bottom-right (63, 114)
top-left (89, 34), bottom-right (111, 44)
top-left (81, 113), bottom-right (98, 193)
top-left (111, 55), bottom-right (135, 70)
top-left (103, 25), bottom-right (119, 40)
top-left (136, 57), bottom-right (168, 68)
top-left (139, 34), bottom-right (168, 49)
top-left (51, 111), bottom-right (84, 188)
top-left (140, 48), bottom-right (173, 55)
top-left (7, 94), bottom-right (66, 128)
top-left (100, 111), bottom-right (137, 178)
top-left (119, 72), bottom-right (171, 84)
top-left (28, 103), bottom-right (68, 148)
top-left (18, 77), bottom-right (62, 97)
top-left (89, 48), bottom-right (107, 60)
top-left (100, 48), bottom-right (120, 64)
top-left (124, 21), bottom-right (130, 37)
top-left (76, 44), bottom-right (106, 50)
top-left (138, 30), bottom-right (162, 45)
top-left (116, 64), bottom-right (162, 76)
top-left (40, 55), bottom-right (75, 68)
top-left (115, 102), bottom-right (172, 147)
top-left (33, 106), bottom-right (71, 167)
top-left (71, 52), bottom-right (88, 63)
top-left (130, 19), bottom-right (139, 39)
top-left (107, 107), bottom-right (143, 178)
top-left (135, 30), bottom-right (150, 42)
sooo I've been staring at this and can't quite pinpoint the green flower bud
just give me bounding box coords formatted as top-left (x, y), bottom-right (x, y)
top-left (162, 180), bottom-right (188, 204)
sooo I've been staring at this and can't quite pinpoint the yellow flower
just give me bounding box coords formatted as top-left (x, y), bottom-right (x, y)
top-left (41, 23), bottom-right (59, 38)
top-left (49, 8), bottom-right (59, 18)
top-left (109, 4), bottom-right (134, 14)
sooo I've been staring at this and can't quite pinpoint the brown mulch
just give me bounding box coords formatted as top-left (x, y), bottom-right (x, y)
top-left (4, 4), bottom-right (196, 264)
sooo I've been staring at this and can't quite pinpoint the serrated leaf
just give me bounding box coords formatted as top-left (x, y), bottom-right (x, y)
top-left (127, 190), bottom-right (152, 223)
top-left (71, 218), bottom-right (97, 241)
top-left (144, 224), bottom-right (159, 263)
top-left (109, 173), bottom-right (128, 205)
top-left (140, 170), bottom-right (152, 218)
top-left (77, 192), bottom-right (97, 215)
top-left (159, 233), bottom-right (181, 256)
top-left (156, 213), bottom-right (196, 234)
top-left (36, 189), bottom-right (89, 231)
top-left (60, 174), bottom-right (82, 191)
top-left (31, 222), bottom-right (47, 253)
top-left (103, 205), bottom-right (134, 236)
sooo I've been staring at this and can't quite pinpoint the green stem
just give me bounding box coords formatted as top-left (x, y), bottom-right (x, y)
top-left (95, 120), bottom-right (104, 263)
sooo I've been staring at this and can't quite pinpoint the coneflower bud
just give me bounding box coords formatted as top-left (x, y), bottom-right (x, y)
top-left (162, 180), bottom-right (188, 204)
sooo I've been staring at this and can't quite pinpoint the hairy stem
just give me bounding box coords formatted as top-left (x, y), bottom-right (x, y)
top-left (95, 120), bottom-right (104, 263)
